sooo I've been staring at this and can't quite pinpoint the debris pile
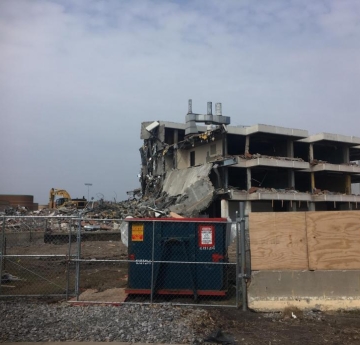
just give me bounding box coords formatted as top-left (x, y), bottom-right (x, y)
top-left (310, 159), bottom-right (327, 166)
top-left (240, 153), bottom-right (305, 162)
top-left (311, 160), bottom-right (358, 166)
top-left (2, 205), bottom-right (30, 216)
top-left (82, 193), bottom-right (181, 219)
top-left (247, 187), bottom-right (302, 194)
top-left (312, 188), bottom-right (352, 196)
top-left (1, 192), bottom-right (188, 233)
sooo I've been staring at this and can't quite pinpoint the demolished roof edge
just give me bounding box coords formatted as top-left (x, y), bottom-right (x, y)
top-left (298, 133), bottom-right (360, 145)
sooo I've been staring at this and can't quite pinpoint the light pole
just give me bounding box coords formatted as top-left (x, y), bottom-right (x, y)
top-left (84, 183), bottom-right (92, 201)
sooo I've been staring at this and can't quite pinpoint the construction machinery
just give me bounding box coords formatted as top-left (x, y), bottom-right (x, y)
top-left (49, 188), bottom-right (87, 209)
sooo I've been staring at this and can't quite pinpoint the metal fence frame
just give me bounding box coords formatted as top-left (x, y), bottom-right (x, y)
top-left (0, 215), bottom-right (78, 299)
top-left (0, 212), bottom-right (249, 309)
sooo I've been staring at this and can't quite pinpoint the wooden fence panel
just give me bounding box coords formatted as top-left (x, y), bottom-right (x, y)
top-left (249, 212), bottom-right (308, 270)
top-left (306, 211), bottom-right (360, 270)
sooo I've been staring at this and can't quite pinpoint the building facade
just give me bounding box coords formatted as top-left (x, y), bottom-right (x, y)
top-left (140, 101), bottom-right (360, 220)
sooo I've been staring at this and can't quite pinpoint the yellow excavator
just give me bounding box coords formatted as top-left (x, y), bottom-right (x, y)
top-left (49, 188), bottom-right (87, 209)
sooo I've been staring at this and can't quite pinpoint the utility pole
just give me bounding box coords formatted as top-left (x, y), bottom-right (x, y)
top-left (84, 183), bottom-right (92, 201)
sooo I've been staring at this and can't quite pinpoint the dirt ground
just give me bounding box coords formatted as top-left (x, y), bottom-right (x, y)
top-left (2, 237), bottom-right (360, 344)
top-left (2, 238), bottom-right (129, 295)
top-left (202, 308), bottom-right (360, 345)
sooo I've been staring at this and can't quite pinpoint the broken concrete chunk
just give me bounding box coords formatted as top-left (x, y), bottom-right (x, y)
top-left (169, 212), bottom-right (184, 218)
top-left (163, 164), bottom-right (215, 217)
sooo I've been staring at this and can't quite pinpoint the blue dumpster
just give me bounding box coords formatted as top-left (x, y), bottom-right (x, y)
top-left (125, 218), bottom-right (228, 297)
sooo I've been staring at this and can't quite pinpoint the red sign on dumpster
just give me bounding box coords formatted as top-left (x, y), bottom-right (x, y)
top-left (132, 223), bottom-right (144, 241)
top-left (198, 225), bottom-right (215, 249)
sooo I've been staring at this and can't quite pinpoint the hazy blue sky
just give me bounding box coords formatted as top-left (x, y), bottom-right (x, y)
top-left (1, 0), bottom-right (360, 204)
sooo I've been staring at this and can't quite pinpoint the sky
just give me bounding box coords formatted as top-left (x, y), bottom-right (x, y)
top-left (1, 0), bottom-right (360, 205)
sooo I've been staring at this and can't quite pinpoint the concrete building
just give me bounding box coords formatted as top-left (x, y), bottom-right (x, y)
top-left (140, 100), bottom-right (360, 220)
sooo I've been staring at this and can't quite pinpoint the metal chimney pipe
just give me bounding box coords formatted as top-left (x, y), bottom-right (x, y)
top-left (215, 103), bottom-right (222, 116)
top-left (188, 99), bottom-right (192, 114)
top-left (207, 102), bottom-right (212, 115)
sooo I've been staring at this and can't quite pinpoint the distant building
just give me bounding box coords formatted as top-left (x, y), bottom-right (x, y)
top-left (0, 195), bottom-right (38, 211)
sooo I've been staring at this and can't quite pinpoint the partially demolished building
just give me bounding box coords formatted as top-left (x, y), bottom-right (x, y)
top-left (140, 100), bottom-right (360, 219)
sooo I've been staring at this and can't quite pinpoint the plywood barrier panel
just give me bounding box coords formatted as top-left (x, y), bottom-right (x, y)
top-left (249, 212), bottom-right (308, 270)
top-left (306, 211), bottom-right (360, 270)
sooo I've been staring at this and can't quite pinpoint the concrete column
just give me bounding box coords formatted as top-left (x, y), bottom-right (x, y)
top-left (311, 172), bottom-right (315, 192)
top-left (247, 168), bottom-right (252, 190)
top-left (288, 170), bottom-right (296, 211)
top-left (309, 202), bottom-right (316, 211)
top-left (310, 142), bottom-right (315, 193)
top-left (223, 167), bottom-right (229, 190)
top-left (245, 201), bottom-right (252, 230)
top-left (289, 200), bottom-right (297, 211)
top-left (287, 139), bottom-right (296, 209)
top-left (245, 166), bottom-right (252, 227)
top-left (309, 143), bottom-right (314, 162)
top-left (345, 175), bottom-right (351, 194)
top-left (343, 147), bottom-right (350, 164)
top-left (220, 199), bottom-right (229, 218)
top-left (245, 136), bottom-right (250, 155)
top-left (288, 170), bottom-right (295, 189)
top-left (223, 133), bottom-right (228, 156)
top-left (287, 139), bottom-right (294, 158)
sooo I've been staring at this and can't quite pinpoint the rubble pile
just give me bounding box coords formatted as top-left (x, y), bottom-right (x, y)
top-left (239, 153), bottom-right (305, 162)
top-left (0, 194), bottom-right (182, 220)
top-left (82, 193), bottom-right (181, 219)
top-left (310, 159), bottom-right (327, 165)
top-left (247, 186), bottom-right (303, 194)
top-left (0, 192), bottom-right (187, 233)
top-left (2, 205), bottom-right (31, 216)
top-left (2, 215), bottom-right (47, 233)
top-left (229, 186), bottom-right (357, 197)
top-left (310, 159), bottom-right (359, 166)
top-left (312, 188), bottom-right (352, 196)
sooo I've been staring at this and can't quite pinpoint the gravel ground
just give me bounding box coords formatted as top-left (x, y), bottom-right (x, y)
top-left (0, 301), bottom-right (213, 343)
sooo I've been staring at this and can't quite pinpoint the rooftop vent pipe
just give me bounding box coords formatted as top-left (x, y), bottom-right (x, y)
top-left (188, 99), bottom-right (192, 114)
top-left (185, 99), bottom-right (230, 135)
top-left (215, 103), bottom-right (222, 115)
top-left (207, 102), bottom-right (212, 115)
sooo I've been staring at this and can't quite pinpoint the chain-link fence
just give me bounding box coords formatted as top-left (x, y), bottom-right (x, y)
top-left (0, 216), bottom-right (75, 298)
top-left (0, 215), bottom-right (249, 308)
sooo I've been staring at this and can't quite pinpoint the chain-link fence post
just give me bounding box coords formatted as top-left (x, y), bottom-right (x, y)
top-left (75, 215), bottom-right (82, 301)
top-left (239, 202), bottom-right (247, 311)
top-left (150, 220), bottom-right (155, 303)
top-left (0, 216), bottom-right (5, 294)
top-left (65, 222), bottom-right (72, 300)
top-left (235, 212), bottom-right (240, 308)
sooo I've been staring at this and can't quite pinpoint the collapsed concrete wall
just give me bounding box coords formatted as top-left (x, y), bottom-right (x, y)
top-left (162, 163), bottom-right (215, 217)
